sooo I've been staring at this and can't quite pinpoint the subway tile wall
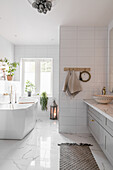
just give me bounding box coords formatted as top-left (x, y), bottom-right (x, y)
top-left (109, 28), bottom-right (113, 92)
top-left (59, 26), bottom-right (108, 133)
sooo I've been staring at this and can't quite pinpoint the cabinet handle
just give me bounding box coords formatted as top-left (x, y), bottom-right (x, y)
top-left (91, 120), bottom-right (94, 122)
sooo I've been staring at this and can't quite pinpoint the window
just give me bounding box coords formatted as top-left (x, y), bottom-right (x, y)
top-left (24, 61), bottom-right (35, 93)
top-left (40, 61), bottom-right (52, 95)
top-left (21, 58), bottom-right (53, 96)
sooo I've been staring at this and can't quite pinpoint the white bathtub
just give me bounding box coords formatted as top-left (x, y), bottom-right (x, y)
top-left (0, 102), bottom-right (38, 140)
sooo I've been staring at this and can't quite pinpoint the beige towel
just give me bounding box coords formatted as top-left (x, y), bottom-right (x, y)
top-left (68, 71), bottom-right (82, 95)
top-left (63, 70), bottom-right (82, 97)
top-left (63, 70), bottom-right (71, 92)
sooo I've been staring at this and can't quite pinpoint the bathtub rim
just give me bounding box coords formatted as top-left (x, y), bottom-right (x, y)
top-left (0, 101), bottom-right (38, 111)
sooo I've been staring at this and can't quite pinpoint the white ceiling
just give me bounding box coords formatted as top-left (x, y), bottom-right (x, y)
top-left (0, 0), bottom-right (113, 45)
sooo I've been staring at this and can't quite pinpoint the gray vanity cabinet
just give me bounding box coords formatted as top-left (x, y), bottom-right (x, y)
top-left (105, 131), bottom-right (113, 165)
top-left (88, 113), bottom-right (105, 150)
top-left (87, 105), bottom-right (113, 167)
top-left (105, 118), bottom-right (113, 136)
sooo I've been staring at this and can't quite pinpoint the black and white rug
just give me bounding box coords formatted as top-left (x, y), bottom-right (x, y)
top-left (58, 143), bottom-right (100, 170)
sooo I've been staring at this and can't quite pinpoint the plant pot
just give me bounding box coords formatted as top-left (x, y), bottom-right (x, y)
top-left (28, 91), bottom-right (31, 97)
top-left (7, 75), bottom-right (13, 81)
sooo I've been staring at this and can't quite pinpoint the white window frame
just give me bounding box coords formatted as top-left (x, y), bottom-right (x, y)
top-left (20, 58), bottom-right (53, 97)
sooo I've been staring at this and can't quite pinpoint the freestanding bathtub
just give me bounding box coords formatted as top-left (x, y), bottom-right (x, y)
top-left (0, 101), bottom-right (38, 140)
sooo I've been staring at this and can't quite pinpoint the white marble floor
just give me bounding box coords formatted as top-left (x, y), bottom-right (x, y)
top-left (0, 118), bottom-right (113, 170)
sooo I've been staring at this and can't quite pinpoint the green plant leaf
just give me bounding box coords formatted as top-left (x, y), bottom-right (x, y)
top-left (40, 92), bottom-right (48, 111)
top-left (25, 80), bottom-right (35, 93)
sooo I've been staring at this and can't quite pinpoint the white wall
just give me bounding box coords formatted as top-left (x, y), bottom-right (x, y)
top-left (109, 28), bottom-right (113, 92)
top-left (59, 26), bottom-right (108, 133)
top-left (107, 20), bottom-right (113, 93)
top-left (0, 35), bottom-right (14, 61)
top-left (14, 45), bottom-right (59, 102)
top-left (108, 20), bottom-right (113, 32)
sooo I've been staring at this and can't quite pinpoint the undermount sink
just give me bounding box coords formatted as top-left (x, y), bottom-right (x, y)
top-left (93, 95), bottom-right (113, 104)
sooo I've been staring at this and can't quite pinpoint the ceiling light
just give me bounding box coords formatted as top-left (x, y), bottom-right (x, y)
top-left (28, 0), bottom-right (55, 14)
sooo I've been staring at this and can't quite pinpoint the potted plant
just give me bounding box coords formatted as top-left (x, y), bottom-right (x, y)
top-left (40, 92), bottom-right (48, 111)
top-left (25, 80), bottom-right (35, 97)
top-left (0, 57), bottom-right (8, 64)
top-left (6, 61), bottom-right (19, 81)
top-left (0, 58), bottom-right (8, 80)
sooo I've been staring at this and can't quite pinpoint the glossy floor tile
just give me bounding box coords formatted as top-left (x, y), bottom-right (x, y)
top-left (0, 118), bottom-right (112, 170)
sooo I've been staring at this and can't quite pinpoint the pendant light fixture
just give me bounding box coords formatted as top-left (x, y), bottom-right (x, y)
top-left (28, 0), bottom-right (55, 14)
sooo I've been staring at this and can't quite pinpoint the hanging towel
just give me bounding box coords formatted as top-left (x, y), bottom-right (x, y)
top-left (63, 70), bottom-right (71, 92)
top-left (63, 70), bottom-right (82, 97)
top-left (68, 70), bottom-right (82, 96)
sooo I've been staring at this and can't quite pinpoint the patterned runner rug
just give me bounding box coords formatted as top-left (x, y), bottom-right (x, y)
top-left (58, 143), bottom-right (100, 170)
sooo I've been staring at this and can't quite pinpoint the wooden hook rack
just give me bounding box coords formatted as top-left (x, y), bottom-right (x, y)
top-left (64, 67), bottom-right (91, 72)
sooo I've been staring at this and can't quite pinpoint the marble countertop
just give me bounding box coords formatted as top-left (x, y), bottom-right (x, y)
top-left (84, 99), bottom-right (113, 122)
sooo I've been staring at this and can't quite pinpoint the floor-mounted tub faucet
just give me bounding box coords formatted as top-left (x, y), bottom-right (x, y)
top-left (9, 85), bottom-right (12, 104)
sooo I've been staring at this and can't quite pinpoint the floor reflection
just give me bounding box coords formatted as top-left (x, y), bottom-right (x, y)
top-left (30, 160), bottom-right (35, 167)
top-left (40, 137), bottom-right (51, 168)
top-left (0, 119), bottom-right (112, 170)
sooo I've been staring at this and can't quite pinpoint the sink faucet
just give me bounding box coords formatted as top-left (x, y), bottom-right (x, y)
top-left (102, 86), bottom-right (106, 95)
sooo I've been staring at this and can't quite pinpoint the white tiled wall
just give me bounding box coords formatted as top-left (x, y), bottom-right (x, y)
top-left (59, 26), bottom-right (108, 133)
top-left (0, 35), bottom-right (14, 62)
top-left (14, 45), bottom-right (59, 102)
top-left (0, 80), bottom-right (20, 103)
top-left (107, 20), bottom-right (113, 93)
top-left (109, 28), bottom-right (113, 92)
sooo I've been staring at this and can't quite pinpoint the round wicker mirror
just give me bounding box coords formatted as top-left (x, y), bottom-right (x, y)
top-left (79, 71), bottom-right (91, 82)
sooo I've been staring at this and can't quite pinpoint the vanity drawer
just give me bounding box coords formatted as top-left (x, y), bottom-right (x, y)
top-left (88, 106), bottom-right (105, 126)
top-left (105, 118), bottom-right (113, 136)
top-left (105, 130), bottom-right (113, 166)
top-left (88, 114), bottom-right (105, 150)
